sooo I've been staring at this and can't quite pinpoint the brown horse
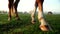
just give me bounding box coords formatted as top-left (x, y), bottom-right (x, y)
top-left (8, 0), bottom-right (52, 31)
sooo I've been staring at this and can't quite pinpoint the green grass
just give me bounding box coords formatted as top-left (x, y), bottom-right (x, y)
top-left (0, 13), bottom-right (60, 34)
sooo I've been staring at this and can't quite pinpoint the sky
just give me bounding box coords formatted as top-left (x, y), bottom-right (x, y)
top-left (0, 0), bottom-right (60, 14)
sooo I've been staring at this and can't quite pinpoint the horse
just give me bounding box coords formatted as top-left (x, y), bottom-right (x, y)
top-left (8, 0), bottom-right (52, 31)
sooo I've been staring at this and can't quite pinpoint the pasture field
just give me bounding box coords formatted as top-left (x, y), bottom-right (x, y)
top-left (0, 13), bottom-right (60, 34)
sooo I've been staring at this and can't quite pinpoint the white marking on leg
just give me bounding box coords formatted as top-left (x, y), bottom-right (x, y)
top-left (11, 7), bottom-right (14, 16)
top-left (13, 6), bottom-right (15, 16)
top-left (31, 7), bottom-right (36, 23)
top-left (38, 8), bottom-right (47, 25)
top-left (10, 6), bottom-right (16, 17)
top-left (8, 17), bottom-right (10, 21)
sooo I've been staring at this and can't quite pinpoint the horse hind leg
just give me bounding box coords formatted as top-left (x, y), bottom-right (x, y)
top-left (31, 2), bottom-right (38, 24)
top-left (13, 0), bottom-right (20, 20)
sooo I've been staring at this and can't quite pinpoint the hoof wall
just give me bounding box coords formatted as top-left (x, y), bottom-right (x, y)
top-left (39, 25), bottom-right (51, 31)
top-left (31, 20), bottom-right (36, 24)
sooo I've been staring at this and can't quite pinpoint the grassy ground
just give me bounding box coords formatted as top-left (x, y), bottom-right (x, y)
top-left (0, 13), bottom-right (60, 34)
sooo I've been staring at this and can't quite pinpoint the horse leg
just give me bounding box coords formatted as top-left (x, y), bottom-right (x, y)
top-left (11, 4), bottom-right (15, 17)
top-left (37, 0), bottom-right (52, 31)
top-left (13, 0), bottom-right (20, 20)
top-left (31, 2), bottom-right (38, 24)
top-left (8, 0), bottom-right (14, 21)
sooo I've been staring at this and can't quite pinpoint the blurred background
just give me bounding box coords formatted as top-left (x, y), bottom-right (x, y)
top-left (0, 0), bottom-right (60, 14)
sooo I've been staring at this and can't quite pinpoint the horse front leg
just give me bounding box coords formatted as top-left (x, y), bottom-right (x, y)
top-left (8, 0), bottom-right (14, 21)
top-left (8, 8), bottom-right (11, 21)
top-left (37, 0), bottom-right (52, 31)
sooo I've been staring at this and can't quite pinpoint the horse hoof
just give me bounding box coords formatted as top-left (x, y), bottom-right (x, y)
top-left (39, 25), bottom-right (51, 31)
top-left (31, 20), bottom-right (36, 24)
top-left (15, 17), bottom-right (22, 21)
top-left (8, 18), bottom-right (11, 21)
